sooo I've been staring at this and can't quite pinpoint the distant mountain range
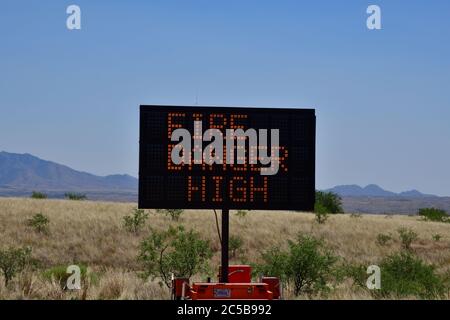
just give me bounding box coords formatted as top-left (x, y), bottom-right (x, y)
top-left (0, 151), bottom-right (137, 194)
top-left (0, 151), bottom-right (445, 210)
top-left (325, 185), bottom-right (450, 214)
top-left (325, 184), bottom-right (437, 198)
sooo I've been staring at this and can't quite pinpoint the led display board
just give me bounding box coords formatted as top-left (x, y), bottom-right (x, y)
top-left (139, 105), bottom-right (315, 210)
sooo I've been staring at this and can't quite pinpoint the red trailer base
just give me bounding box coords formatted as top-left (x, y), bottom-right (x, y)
top-left (172, 265), bottom-right (281, 300)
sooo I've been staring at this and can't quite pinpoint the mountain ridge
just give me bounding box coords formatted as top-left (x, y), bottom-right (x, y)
top-left (0, 151), bottom-right (137, 192)
top-left (325, 184), bottom-right (437, 198)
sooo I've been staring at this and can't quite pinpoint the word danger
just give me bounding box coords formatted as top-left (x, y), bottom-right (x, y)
top-left (171, 121), bottom-right (282, 176)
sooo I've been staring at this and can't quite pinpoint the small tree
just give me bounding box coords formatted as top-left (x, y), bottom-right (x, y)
top-left (229, 235), bottom-right (244, 258)
top-left (315, 191), bottom-right (344, 214)
top-left (340, 262), bottom-right (368, 288)
top-left (31, 191), bottom-right (47, 199)
top-left (287, 235), bottom-right (337, 296)
top-left (314, 203), bottom-right (329, 224)
top-left (418, 208), bottom-right (449, 223)
top-left (376, 233), bottom-right (392, 246)
top-left (156, 209), bottom-right (184, 221)
top-left (0, 247), bottom-right (34, 286)
top-left (255, 247), bottom-right (289, 283)
top-left (256, 235), bottom-right (337, 296)
top-left (65, 192), bottom-right (87, 200)
top-left (397, 227), bottom-right (418, 251)
top-left (26, 213), bottom-right (50, 234)
top-left (123, 208), bottom-right (149, 234)
top-left (138, 226), bottom-right (212, 288)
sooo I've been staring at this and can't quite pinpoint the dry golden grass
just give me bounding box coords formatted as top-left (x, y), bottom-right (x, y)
top-left (0, 197), bottom-right (449, 300)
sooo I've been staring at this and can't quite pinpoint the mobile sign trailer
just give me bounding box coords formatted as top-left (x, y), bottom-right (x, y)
top-left (139, 105), bottom-right (316, 300)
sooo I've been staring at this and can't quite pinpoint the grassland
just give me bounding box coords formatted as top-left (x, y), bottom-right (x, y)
top-left (0, 198), bottom-right (449, 300)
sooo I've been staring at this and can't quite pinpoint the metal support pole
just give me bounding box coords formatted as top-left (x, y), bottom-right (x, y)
top-left (220, 208), bottom-right (229, 283)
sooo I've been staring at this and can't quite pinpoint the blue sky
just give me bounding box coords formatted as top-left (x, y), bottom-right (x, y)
top-left (1, 1), bottom-right (450, 195)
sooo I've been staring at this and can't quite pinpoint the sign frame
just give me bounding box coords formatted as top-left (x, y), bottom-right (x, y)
top-left (139, 105), bottom-right (316, 211)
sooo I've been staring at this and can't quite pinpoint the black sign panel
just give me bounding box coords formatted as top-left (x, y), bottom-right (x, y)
top-left (139, 105), bottom-right (315, 210)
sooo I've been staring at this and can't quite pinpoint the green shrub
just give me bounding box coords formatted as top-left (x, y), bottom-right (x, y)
top-left (156, 209), bottom-right (184, 221)
top-left (339, 262), bottom-right (368, 288)
top-left (343, 253), bottom-right (446, 299)
top-left (138, 226), bottom-right (212, 288)
top-left (0, 247), bottom-right (35, 286)
top-left (418, 208), bottom-right (449, 223)
top-left (236, 210), bottom-right (248, 218)
top-left (397, 227), bottom-right (418, 251)
top-left (377, 252), bottom-right (446, 299)
top-left (314, 203), bottom-right (329, 224)
top-left (315, 191), bottom-right (344, 214)
top-left (64, 192), bottom-right (87, 201)
top-left (254, 247), bottom-right (290, 283)
top-left (229, 235), bottom-right (244, 258)
top-left (376, 233), bottom-right (392, 246)
top-left (256, 235), bottom-right (337, 296)
top-left (123, 208), bottom-right (149, 234)
top-left (432, 234), bottom-right (442, 242)
top-left (287, 235), bottom-right (337, 296)
top-left (42, 264), bottom-right (98, 289)
top-left (31, 191), bottom-right (47, 199)
top-left (26, 213), bottom-right (50, 234)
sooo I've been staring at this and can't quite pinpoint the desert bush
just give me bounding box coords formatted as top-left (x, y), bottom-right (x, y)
top-left (26, 213), bottom-right (50, 234)
top-left (123, 208), bottom-right (149, 234)
top-left (64, 193), bottom-right (87, 201)
top-left (138, 226), bottom-right (212, 288)
top-left (254, 247), bottom-right (289, 283)
top-left (314, 204), bottom-right (329, 224)
top-left (432, 234), bottom-right (442, 242)
top-left (418, 208), bottom-right (449, 223)
top-left (287, 235), bottom-right (337, 296)
top-left (376, 252), bottom-right (446, 299)
top-left (315, 191), bottom-right (343, 214)
top-left (376, 233), bottom-right (392, 246)
top-left (338, 262), bottom-right (368, 288)
top-left (236, 210), bottom-right (248, 218)
top-left (42, 264), bottom-right (98, 289)
top-left (397, 227), bottom-right (418, 251)
top-left (229, 235), bottom-right (244, 258)
top-left (342, 253), bottom-right (446, 299)
top-left (256, 235), bottom-right (337, 296)
top-left (156, 209), bottom-right (184, 221)
top-left (0, 247), bottom-right (35, 286)
top-left (31, 191), bottom-right (47, 199)
top-left (166, 209), bottom-right (183, 221)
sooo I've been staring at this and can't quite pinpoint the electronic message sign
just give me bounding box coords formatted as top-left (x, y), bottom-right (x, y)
top-left (139, 105), bottom-right (315, 210)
